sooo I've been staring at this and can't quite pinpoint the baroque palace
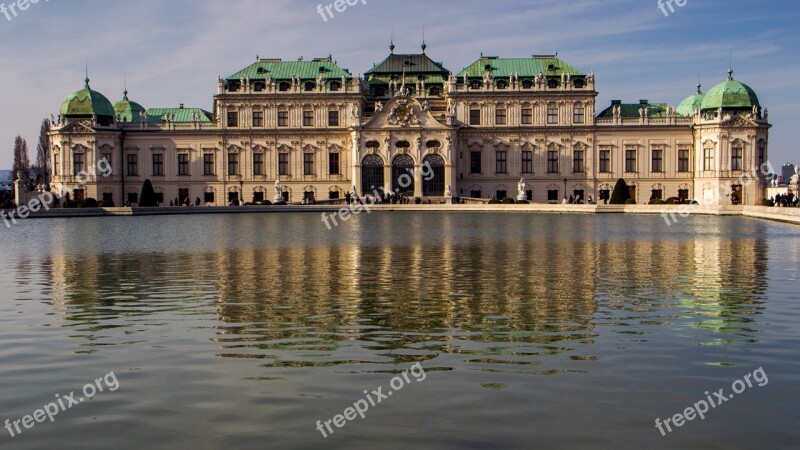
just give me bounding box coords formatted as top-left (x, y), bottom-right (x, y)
top-left (50, 43), bottom-right (771, 206)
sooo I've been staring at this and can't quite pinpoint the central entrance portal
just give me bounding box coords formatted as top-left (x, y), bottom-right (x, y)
top-left (392, 154), bottom-right (415, 196)
top-left (422, 154), bottom-right (445, 196)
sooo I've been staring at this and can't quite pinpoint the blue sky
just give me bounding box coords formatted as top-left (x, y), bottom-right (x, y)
top-left (0, 0), bottom-right (797, 168)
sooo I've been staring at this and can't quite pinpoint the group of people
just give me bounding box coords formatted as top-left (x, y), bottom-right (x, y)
top-left (771, 193), bottom-right (798, 207)
top-left (562, 195), bottom-right (595, 205)
top-left (171, 197), bottom-right (201, 207)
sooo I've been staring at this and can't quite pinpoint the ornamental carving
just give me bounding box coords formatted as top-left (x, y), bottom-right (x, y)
top-left (387, 100), bottom-right (420, 127)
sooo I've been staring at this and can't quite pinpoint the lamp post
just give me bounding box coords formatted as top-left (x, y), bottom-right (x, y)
top-left (563, 177), bottom-right (568, 199)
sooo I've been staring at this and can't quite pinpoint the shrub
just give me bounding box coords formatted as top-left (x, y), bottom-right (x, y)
top-left (516, 200), bottom-right (530, 204)
top-left (649, 199), bottom-right (666, 205)
top-left (273, 201), bottom-right (287, 206)
top-left (258, 200), bottom-right (272, 206)
top-left (79, 198), bottom-right (99, 208)
top-left (139, 179), bottom-right (158, 207)
top-left (609, 179), bottom-right (632, 205)
top-left (99, 201), bottom-right (115, 208)
top-left (501, 198), bottom-right (515, 204)
top-left (762, 199), bottom-right (775, 207)
top-left (665, 197), bottom-right (679, 204)
top-left (625, 199), bottom-right (637, 205)
top-left (488, 199), bottom-right (501, 204)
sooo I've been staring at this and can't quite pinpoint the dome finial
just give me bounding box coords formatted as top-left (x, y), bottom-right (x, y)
top-left (390, 28), bottom-right (395, 54)
top-left (421, 26), bottom-right (427, 54)
top-left (696, 78), bottom-right (702, 94)
top-left (728, 67), bottom-right (734, 81)
top-left (84, 62), bottom-right (90, 88)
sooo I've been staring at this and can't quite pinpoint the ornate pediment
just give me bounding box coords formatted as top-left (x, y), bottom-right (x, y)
top-left (59, 121), bottom-right (96, 134)
top-left (362, 97), bottom-right (451, 130)
top-left (720, 116), bottom-right (758, 128)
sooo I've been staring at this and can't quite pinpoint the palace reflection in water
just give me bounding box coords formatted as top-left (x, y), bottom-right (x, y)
top-left (19, 213), bottom-right (769, 375)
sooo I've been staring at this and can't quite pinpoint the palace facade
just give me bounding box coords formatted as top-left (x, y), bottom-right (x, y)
top-left (49, 44), bottom-right (771, 206)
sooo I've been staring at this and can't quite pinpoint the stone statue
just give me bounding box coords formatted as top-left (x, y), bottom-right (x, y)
top-left (792, 166), bottom-right (800, 192)
top-left (517, 178), bottom-right (528, 201)
top-left (274, 179), bottom-right (284, 203)
top-left (375, 101), bottom-right (383, 112)
top-left (445, 185), bottom-right (453, 199)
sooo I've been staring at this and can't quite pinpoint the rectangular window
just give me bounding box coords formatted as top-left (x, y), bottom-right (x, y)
top-left (521, 108), bottom-right (533, 125)
top-left (329, 153), bottom-right (340, 175)
top-left (731, 147), bottom-right (743, 171)
top-left (204, 192), bottom-right (215, 203)
top-left (573, 107), bottom-right (585, 124)
top-left (228, 153), bottom-right (238, 176)
top-left (469, 108), bottom-right (481, 126)
top-left (547, 150), bottom-right (559, 173)
top-left (678, 149), bottom-right (690, 172)
top-left (522, 151), bottom-right (533, 174)
top-left (53, 157), bottom-right (59, 176)
top-left (73, 153), bottom-right (84, 175)
top-left (758, 146), bottom-right (765, 167)
top-left (152, 154), bottom-right (164, 176)
top-left (304, 153), bottom-right (314, 175)
top-left (279, 153), bottom-right (289, 176)
top-left (548, 190), bottom-right (559, 202)
top-left (704, 148), bottom-right (714, 171)
top-left (496, 151), bottom-right (507, 173)
top-left (253, 153), bottom-right (264, 176)
top-left (328, 110), bottom-right (339, 127)
top-left (127, 193), bottom-right (138, 204)
top-left (227, 111), bottom-right (239, 127)
top-left (178, 154), bottom-right (189, 176)
top-left (651, 148), bottom-right (663, 173)
top-left (126, 154), bottom-right (138, 176)
top-left (470, 151), bottom-right (482, 174)
top-left (625, 149), bottom-right (637, 173)
top-left (252, 111), bottom-right (264, 127)
top-left (303, 110), bottom-right (314, 127)
top-left (495, 108), bottom-right (507, 125)
top-left (573, 150), bottom-right (585, 173)
top-left (278, 111), bottom-right (289, 127)
top-left (599, 149), bottom-right (611, 173)
top-left (203, 154), bottom-right (214, 176)
top-left (547, 107), bottom-right (558, 124)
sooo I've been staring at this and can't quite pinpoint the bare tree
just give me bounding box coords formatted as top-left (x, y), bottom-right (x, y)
top-left (35, 119), bottom-right (51, 186)
top-left (12, 135), bottom-right (31, 190)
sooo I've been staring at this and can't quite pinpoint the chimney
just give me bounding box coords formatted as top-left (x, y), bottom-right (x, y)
top-left (639, 99), bottom-right (648, 105)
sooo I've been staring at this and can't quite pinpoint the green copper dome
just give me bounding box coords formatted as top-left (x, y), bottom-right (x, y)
top-left (700, 70), bottom-right (760, 111)
top-left (676, 82), bottom-right (704, 116)
top-left (113, 89), bottom-right (146, 123)
top-left (60, 78), bottom-right (115, 119)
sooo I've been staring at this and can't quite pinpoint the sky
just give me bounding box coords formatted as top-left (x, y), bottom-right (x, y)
top-left (0, 0), bottom-right (797, 169)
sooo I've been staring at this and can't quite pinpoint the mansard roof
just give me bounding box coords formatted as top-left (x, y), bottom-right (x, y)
top-left (147, 107), bottom-right (212, 123)
top-left (226, 57), bottom-right (353, 81)
top-left (597, 101), bottom-right (671, 119)
top-left (458, 56), bottom-right (585, 78)
top-left (365, 53), bottom-right (450, 76)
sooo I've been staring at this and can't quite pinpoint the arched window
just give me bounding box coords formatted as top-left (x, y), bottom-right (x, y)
top-left (522, 80), bottom-right (533, 89)
top-left (548, 79), bottom-right (559, 89)
top-left (470, 80), bottom-right (482, 90)
top-left (422, 154), bottom-right (445, 196)
top-left (330, 81), bottom-right (341, 91)
top-left (361, 154), bottom-right (385, 194)
top-left (279, 82), bottom-right (291, 92)
top-left (392, 154), bottom-right (415, 195)
top-left (496, 80), bottom-right (507, 90)
top-left (304, 81), bottom-right (316, 92)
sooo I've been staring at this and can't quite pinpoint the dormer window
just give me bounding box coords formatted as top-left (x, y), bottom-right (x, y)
top-left (279, 82), bottom-right (291, 92)
top-left (470, 80), bottom-right (481, 90)
top-left (304, 82), bottom-right (316, 92)
top-left (496, 81), bottom-right (507, 89)
top-left (522, 80), bottom-right (533, 89)
top-left (548, 79), bottom-right (559, 89)
top-left (253, 81), bottom-right (265, 91)
top-left (574, 78), bottom-right (584, 89)
top-left (330, 81), bottom-right (341, 91)
top-left (429, 86), bottom-right (441, 96)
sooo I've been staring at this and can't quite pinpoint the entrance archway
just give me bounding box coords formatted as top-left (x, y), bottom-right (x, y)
top-left (422, 154), bottom-right (445, 196)
top-left (392, 154), bottom-right (415, 195)
top-left (361, 154), bottom-right (385, 195)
